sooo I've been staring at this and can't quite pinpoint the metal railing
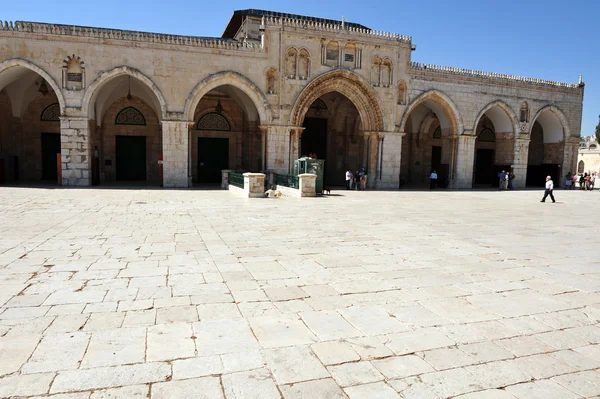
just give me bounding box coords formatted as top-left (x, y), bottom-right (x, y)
top-left (229, 173), bottom-right (244, 189)
top-left (275, 173), bottom-right (299, 189)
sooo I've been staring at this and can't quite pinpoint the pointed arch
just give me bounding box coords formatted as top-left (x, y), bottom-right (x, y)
top-left (472, 100), bottom-right (519, 135)
top-left (184, 70), bottom-right (269, 123)
top-left (529, 105), bottom-right (570, 142)
top-left (400, 90), bottom-right (463, 136)
top-left (82, 66), bottom-right (167, 120)
top-left (0, 58), bottom-right (65, 114)
top-left (289, 69), bottom-right (384, 132)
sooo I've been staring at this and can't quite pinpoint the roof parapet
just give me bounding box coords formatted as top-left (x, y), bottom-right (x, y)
top-left (263, 16), bottom-right (411, 43)
top-left (0, 20), bottom-right (262, 51)
top-left (410, 62), bottom-right (580, 89)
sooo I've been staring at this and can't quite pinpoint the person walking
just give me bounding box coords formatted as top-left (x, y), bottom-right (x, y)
top-left (540, 175), bottom-right (555, 203)
top-left (345, 169), bottom-right (353, 190)
top-left (591, 173), bottom-right (596, 191)
top-left (508, 172), bottom-right (515, 190)
top-left (503, 171), bottom-right (510, 191)
top-left (572, 173), bottom-right (578, 190)
top-left (354, 170), bottom-right (360, 191)
top-left (430, 170), bottom-right (438, 190)
top-left (498, 170), bottom-right (506, 190)
top-left (565, 172), bottom-right (572, 190)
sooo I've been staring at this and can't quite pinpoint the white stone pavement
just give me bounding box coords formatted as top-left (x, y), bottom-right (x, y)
top-left (0, 186), bottom-right (599, 399)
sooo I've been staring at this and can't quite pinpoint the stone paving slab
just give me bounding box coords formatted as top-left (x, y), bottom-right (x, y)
top-left (0, 187), bottom-right (599, 398)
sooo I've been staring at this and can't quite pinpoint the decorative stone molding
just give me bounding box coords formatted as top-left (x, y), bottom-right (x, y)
top-left (263, 16), bottom-right (411, 43)
top-left (290, 69), bottom-right (384, 132)
top-left (0, 21), bottom-right (262, 52)
top-left (410, 62), bottom-right (580, 89)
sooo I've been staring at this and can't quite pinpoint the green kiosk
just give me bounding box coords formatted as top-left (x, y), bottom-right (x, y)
top-left (294, 157), bottom-right (325, 194)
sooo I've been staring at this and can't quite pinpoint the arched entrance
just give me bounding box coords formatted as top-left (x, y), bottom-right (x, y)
top-left (0, 60), bottom-right (65, 185)
top-left (526, 107), bottom-right (568, 187)
top-left (185, 72), bottom-right (267, 185)
top-left (400, 91), bottom-right (461, 188)
top-left (289, 70), bottom-right (384, 187)
top-left (83, 68), bottom-right (165, 186)
top-left (191, 86), bottom-right (262, 184)
top-left (472, 102), bottom-right (517, 187)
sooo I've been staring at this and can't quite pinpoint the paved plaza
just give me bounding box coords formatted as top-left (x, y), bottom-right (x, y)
top-left (0, 187), bottom-right (599, 399)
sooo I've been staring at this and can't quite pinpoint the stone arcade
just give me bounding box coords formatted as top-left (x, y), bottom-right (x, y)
top-left (0, 9), bottom-right (584, 189)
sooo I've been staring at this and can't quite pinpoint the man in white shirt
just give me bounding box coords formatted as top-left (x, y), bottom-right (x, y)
top-left (540, 175), bottom-right (555, 203)
top-left (429, 170), bottom-right (438, 190)
top-left (345, 169), bottom-right (353, 190)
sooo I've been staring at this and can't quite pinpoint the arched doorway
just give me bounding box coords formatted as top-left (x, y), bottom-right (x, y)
top-left (289, 70), bottom-right (384, 187)
top-left (190, 85), bottom-right (262, 184)
top-left (472, 103), bottom-right (516, 187)
top-left (84, 70), bottom-right (164, 186)
top-left (0, 61), bottom-right (64, 185)
top-left (300, 94), bottom-right (366, 186)
top-left (526, 107), bottom-right (566, 187)
top-left (400, 91), bottom-right (461, 188)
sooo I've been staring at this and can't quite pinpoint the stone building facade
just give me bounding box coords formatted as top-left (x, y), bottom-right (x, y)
top-left (0, 9), bottom-right (584, 189)
top-left (577, 136), bottom-right (600, 176)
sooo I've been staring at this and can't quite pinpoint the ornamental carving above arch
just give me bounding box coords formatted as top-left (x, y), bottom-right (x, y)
top-left (289, 70), bottom-right (384, 132)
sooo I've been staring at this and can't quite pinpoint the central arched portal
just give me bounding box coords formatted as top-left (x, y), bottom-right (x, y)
top-left (300, 93), bottom-right (367, 186)
top-left (290, 70), bottom-right (384, 187)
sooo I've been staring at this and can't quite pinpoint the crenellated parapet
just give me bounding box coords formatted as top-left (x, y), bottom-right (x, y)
top-left (263, 16), bottom-right (412, 43)
top-left (0, 20), bottom-right (263, 51)
top-left (409, 62), bottom-right (581, 89)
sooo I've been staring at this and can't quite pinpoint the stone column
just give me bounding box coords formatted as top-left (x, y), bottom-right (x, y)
top-left (261, 125), bottom-right (293, 174)
top-left (162, 121), bottom-right (190, 188)
top-left (561, 137), bottom-right (580, 187)
top-left (60, 116), bottom-right (91, 186)
top-left (367, 132), bottom-right (379, 188)
top-left (453, 135), bottom-right (476, 189)
top-left (512, 136), bottom-right (530, 189)
top-left (243, 172), bottom-right (265, 198)
top-left (377, 132), bottom-right (404, 189)
top-left (298, 173), bottom-right (317, 197)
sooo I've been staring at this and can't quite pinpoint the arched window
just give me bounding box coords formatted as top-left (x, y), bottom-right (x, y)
top-left (40, 103), bottom-right (60, 121)
top-left (590, 144), bottom-right (597, 149)
top-left (520, 102), bottom-right (529, 123)
top-left (197, 112), bottom-right (231, 131)
top-left (382, 59), bottom-right (393, 87)
top-left (397, 81), bottom-right (407, 105)
top-left (478, 128), bottom-right (496, 142)
top-left (578, 160), bottom-right (585, 174)
top-left (266, 68), bottom-right (277, 94)
top-left (326, 41), bottom-right (339, 67)
top-left (285, 48), bottom-right (297, 78)
top-left (371, 57), bottom-right (382, 86)
top-left (62, 55), bottom-right (85, 90)
top-left (433, 127), bottom-right (442, 139)
top-left (115, 107), bottom-right (146, 126)
top-left (310, 99), bottom-right (328, 116)
top-left (298, 49), bottom-right (310, 79)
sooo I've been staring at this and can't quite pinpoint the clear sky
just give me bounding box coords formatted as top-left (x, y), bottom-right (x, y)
top-left (3, 0), bottom-right (599, 136)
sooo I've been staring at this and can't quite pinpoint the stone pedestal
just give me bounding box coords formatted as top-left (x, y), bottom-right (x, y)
top-left (60, 117), bottom-right (91, 186)
top-left (243, 173), bottom-right (265, 198)
top-left (453, 135), bottom-right (476, 189)
top-left (162, 121), bottom-right (189, 188)
top-left (513, 137), bottom-right (530, 189)
top-left (298, 173), bottom-right (316, 197)
top-left (221, 169), bottom-right (233, 189)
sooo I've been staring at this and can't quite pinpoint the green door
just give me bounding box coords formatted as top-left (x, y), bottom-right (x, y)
top-left (116, 136), bottom-right (146, 181)
top-left (41, 133), bottom-right (61, 181)
top-left (198, 137), bottom-right (229, 183)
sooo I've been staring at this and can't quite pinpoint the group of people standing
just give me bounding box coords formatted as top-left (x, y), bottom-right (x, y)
top-left (345, 169), bottom-right (368, 190)
top-left (565, 172), bottom-right (596, 190)
top-left (498, 170), bottom-right (516, 190)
